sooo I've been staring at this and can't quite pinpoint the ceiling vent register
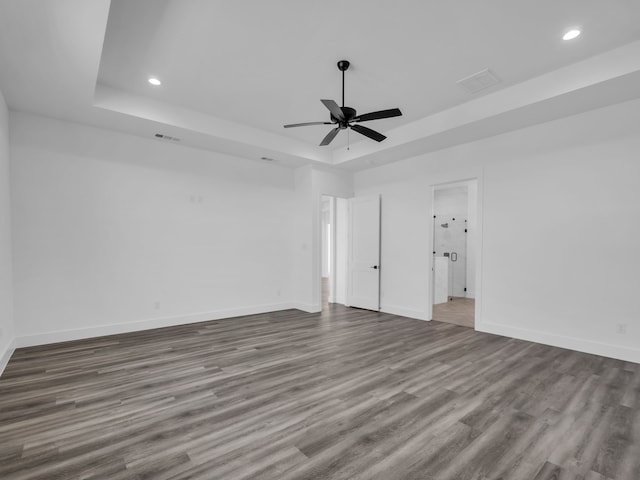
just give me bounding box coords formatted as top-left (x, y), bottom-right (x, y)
top-left (154, 133), bottom-right (181, 142)
top-left (456, 68), bottom-right (501, 94)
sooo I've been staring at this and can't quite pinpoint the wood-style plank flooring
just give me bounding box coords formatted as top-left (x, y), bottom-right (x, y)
top-left (1, 305), bottom-right (639, 480)
top-left (433, 297), bottom-right (475, 328)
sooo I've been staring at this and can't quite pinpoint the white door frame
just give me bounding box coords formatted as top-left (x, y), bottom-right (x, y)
top-left (428, 178), bottom-right (483, 329)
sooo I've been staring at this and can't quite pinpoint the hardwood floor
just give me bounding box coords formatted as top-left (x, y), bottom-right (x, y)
top-left (433, 297), bottom-right (475, 328)
top-left (1, 305), bottom-right (639, 480)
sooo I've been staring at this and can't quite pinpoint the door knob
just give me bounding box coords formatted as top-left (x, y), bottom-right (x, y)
top-left (370, 265), bottom-right (378, 269)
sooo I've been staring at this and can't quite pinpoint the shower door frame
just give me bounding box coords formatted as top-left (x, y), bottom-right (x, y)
top-left (433, 213), bottom-right (468, 302)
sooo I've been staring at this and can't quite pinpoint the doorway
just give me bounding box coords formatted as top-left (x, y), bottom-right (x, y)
top-left (432, 181), bottom-right (477, 328)
top-left (320, 195), bottom-right (348, 310)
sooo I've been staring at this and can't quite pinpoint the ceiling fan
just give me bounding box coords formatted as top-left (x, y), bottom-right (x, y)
top-left (284, 60), bottom-right (402, 146)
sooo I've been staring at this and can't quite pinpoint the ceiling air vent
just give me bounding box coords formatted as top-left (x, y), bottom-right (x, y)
top-left (154, 133), bottom-right (181, 142)
top-left (456, 68), bottom-right (501, 94)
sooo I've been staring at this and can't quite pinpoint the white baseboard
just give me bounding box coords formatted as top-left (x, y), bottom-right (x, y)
top-left (15, 303), bottom-right (296, 348)
top-left (478, 322), bottom-right (640, 364)
top-left (289, 302), bottom-right (322, 313)
top-left (380, 304), bottom-right (430, 321)
top-left (0, 337), bottom-right (16, 377)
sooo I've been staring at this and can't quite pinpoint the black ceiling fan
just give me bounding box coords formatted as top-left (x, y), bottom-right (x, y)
top-left (284, 60), bottom-right (402, 146)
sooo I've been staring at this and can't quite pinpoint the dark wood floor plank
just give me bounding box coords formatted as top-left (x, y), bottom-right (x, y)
top-left (1, 305), bottom-right (638, 479)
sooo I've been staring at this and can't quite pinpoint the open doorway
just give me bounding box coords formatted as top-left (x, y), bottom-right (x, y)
top-left (320, 195), bottom-right (348, 310)
top-left (432, 180), bottom-right (478, 328)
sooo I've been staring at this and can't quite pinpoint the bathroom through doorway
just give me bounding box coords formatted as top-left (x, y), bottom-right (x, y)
top-left (432, 180), bottom-right (477, 328)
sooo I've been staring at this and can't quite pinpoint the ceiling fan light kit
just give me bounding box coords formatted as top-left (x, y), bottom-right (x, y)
top-left (284, 60), bottom-right (402, 146)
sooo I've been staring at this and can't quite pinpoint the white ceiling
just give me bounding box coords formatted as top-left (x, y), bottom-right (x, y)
top-left (1, 0), bottom-right (640, 169)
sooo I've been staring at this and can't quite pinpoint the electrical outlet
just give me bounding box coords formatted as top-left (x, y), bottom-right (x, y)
top-left (616, 323), bottom-right (627, 334)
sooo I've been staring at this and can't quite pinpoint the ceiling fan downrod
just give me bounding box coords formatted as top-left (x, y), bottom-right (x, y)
top-left (337, 60), bottom-right (350, 108)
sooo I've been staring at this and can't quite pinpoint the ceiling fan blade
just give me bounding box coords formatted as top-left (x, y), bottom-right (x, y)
top-left (351, 124), bottom-right (386, 142)
top-left (319, 127), bottom-right (341, 146)
top-left (353, 108), bottom-right (402, 122)
top-left (284, 121), bottom-right (334, 128)
top-left (320, 99), bottom-right (345, 121)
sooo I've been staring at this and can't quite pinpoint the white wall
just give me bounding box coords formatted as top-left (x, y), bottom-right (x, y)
top-left (481, 142), bottom-right (640, 361)
top-left (0, 87), bottom-right (15, 373)
top-left (355, 98), bottom-right (640, 363)
top-left (10, 113), bottom-right (296, 345)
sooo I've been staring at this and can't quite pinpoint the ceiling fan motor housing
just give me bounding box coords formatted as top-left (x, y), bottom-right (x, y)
top-left (332, 106), bottom-right (356, 128)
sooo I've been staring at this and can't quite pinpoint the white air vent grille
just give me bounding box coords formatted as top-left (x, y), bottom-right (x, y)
top-left (456, 69), bottom-right (501, 94)
top-left (155, 133), bottom-right (181, 142)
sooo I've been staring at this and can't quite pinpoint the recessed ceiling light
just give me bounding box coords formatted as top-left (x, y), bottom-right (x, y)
top-left (563, 29), bottom-right (581, 41)
top-left (148, 77), bottom-right (162, 86)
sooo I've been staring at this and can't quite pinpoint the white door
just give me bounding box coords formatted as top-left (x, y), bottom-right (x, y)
top-left (346, 195), bottom-right (380, 310)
